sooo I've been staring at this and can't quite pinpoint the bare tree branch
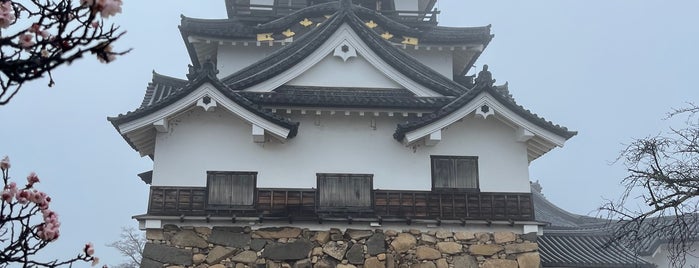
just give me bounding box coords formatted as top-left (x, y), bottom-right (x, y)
top-left (106, 226), bottom-right (144, 267)
top-left (601, 103), bottom-right (699, 268)
top-left (0, 0), bottom-right (129, 106)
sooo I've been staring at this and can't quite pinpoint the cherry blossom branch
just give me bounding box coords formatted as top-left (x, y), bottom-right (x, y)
top-left (0, 156), bottom-right (102, 267)
top-left (0, 0), bottom-right (129, 106)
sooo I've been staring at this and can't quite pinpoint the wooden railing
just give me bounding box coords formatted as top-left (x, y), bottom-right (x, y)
top-left (147, 186), bottom-right (534, 221)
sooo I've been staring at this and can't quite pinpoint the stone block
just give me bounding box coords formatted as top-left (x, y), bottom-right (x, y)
top-left (493, 232), bottom-right (517, 244)
top-left (436, 242), bottom-right (462, 254)
top-left (322, 241), bottom-right (349, 261)
top-left (435, 258), bottom-right (448, 268)
top-left (208, 228), bottom-right (251, 248)
top-left (366, 233), bottom-right (386, 256)
top-left (142, 243), bottom-right (193, 266)
top-left (517, 252), bottom-right (541, 268)
top-left (193, 253), bottom-right (206, 264)
top-left (262, 239), bottom-right (313, 261)
top-left (452, 255), bottom-right (478, 268)
top-left (171, 230), bottom-right (208, 248)
top-left (435, 231), bottom-right (452, 239)
top-left (390, 233), bottom-right (416, 253)
top-left (250, 239), bottom-right (267, 251)
top-left (482, 259), bottom-right (518, 268)
top-left (206, 246), bottom-right (236, 264)
top-left (146, 229), bottom-right (165, 241)
top-left (229, 250), bottom-right (257, 264)
top-left (504, 242), bottom-right (538, 254)
top-left (453, 231), bottom-right (475, 241)
top-left (419, 234), bottom-right (437, 245)
top-left (314, 231), bottom-right (330, 244)
top-left (346, 244), bottom-right (365, 264)
top-left (256, 227), bottom-right (302, 239)
top-left (415, 246), bottom-right (441, 260)
top-left (469, 244), bottom-right (503, 256)
top-left (364, 257), bottom-right (384, 268)
top-left (345, 229), bottom-right (374, 240)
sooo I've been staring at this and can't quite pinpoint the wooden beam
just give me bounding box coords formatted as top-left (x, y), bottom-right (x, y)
top-left (153, 118), bottom-right (168, 133)
top-left (252, 124), bottom-right (265, 143)
top-left (425, 130), bottom-right (441, 146)
top-left (516, 127), bottom-right (534, 142)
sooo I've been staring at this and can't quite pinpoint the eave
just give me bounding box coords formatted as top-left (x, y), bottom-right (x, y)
top-left (108, 65), bottom-right (299, 157)
top-left (395, 86), bottom-right (576, 161)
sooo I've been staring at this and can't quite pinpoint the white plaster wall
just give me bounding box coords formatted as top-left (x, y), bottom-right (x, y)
top-left (402, 49), bottom-right (453, 79)
top-left (216, 45), bottom-right (278, 78)
top-left (394, 0), bottom-right (418, 11)
top-left (285, 53), bottom-right (403, 89)
top-left (643, 243), bottom-right (699, 268)
top-left (152, 108), bottom-right (530, 192)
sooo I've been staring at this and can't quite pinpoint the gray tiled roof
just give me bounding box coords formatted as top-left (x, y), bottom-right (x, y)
top-left (239, 86), bottom-right (453, 109)
top-left (533, 189), bottom-right (608, 229)
top-left (539, 231), bottom-right (655, 268)
top-left (393, 84), bottom-right (578, 141)
top-left (108, 62), bottom-right (299, 138)
top-left (215, 4), bottom-right (472, 97)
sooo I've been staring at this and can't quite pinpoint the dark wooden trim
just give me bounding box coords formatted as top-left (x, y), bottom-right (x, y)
top-left (147, 186), bottom-right (534, 221)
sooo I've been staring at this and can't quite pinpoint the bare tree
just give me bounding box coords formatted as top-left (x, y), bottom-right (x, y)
top-left (0, 0), bottom-right (128, 106)
top-left (601, 104), bottom-right (699, 267)
top-left (107, 226), bottom-right (145, 268)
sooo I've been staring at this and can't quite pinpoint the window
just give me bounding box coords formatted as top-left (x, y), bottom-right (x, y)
top-left (431, 156), bottom-right (479, 191)
top-left (207, 171), bottom-right (256, 208)
top-left (317, 173), bottom-right (373, 210)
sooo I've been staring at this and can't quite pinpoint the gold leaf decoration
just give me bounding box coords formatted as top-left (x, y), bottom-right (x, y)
top-left (365, 20), bottom-right (378, 29)
top-left (402, 36), bottom-right (419, 45)
top-left (282, 29), bottom-right (295, 38)
top-left (380, 32), bottom-right (394, 40)
top-left (299, 18), bottom-right (313, 27)
top-left (257, 33), bottom-right (274, 42)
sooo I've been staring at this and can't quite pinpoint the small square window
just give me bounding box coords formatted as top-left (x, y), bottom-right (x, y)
top-left (207, 171), bottom-right (257, 208)
top-left (431, 156), bottom-right (479, 192)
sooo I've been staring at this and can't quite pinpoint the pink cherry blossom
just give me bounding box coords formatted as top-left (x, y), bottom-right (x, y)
top-left (0, 156), bottom-right (10, 170)
top-left (1, 190), bottom-right (12, 203)
top-left (91, 257), bottom-right (99, 266)
top-left (27, 172), bottom-right (40, 185)
top-left (15, 189), bottom-right (30, 204)
top-left (97, 0), bottom-right (122, 18)
top-left (84, 242), bottom-right (95, 256)
top-left (19, 33), bottom-right (34, 48)
top-left (0, 1), bottom-right (15, 29)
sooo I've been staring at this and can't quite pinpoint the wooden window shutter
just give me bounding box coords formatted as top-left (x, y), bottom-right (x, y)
top-left (431, 156), bottom-right (479, 191)
top-left (317, 173), bottom-right (373, 209)
top-left (207, 171), bottom-right (257, 208)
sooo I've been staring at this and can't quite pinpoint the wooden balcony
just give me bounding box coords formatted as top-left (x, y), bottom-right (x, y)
top-left (147, 186), bottom-right (534, 222)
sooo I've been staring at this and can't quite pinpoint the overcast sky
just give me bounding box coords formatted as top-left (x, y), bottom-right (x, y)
top-left (0, 1), bottom-right (697, 266)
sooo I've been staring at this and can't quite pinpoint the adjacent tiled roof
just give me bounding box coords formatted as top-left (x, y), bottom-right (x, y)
top-left (140, 71), bottom-right (188, 108)
top-left (239, 86), bottom-right (453, 109)
top-left (532, 189), bottom-right (608, 229)
top-left (539, 231), bottom-right (655, 268)
top-left (108, 62), bottom-right (299, 138)
top-left (393, 84), bottom-right (578, 141)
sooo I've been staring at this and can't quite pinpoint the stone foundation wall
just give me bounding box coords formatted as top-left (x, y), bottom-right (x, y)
top-left (142, 225), bottom-right (540, 268)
